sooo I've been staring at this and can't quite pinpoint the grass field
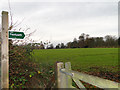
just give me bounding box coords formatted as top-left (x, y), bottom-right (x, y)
top-left (33, 48), bottom-right (118, 72)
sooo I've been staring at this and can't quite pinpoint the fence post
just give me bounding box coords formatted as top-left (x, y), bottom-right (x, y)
top-left (1, 11), bottom-right (9, 89)
top-left (65, 62), bottom-right (72, 88)
top-left (0, 29), bottom-right (1, 90)
top-left (56, 62), bottom-right (67, 88)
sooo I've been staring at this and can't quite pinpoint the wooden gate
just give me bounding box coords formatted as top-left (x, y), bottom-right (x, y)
top-left (56, 62), bottom-right (119, 89)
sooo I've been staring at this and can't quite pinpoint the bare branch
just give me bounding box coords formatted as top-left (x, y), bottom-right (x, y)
top-left (8, 0), bottom-right (13, 28)
top-left (13, 18), bottom-right (25, 28)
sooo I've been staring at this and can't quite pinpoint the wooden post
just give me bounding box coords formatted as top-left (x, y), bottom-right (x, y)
top-left (1, 11), bottom-right (9, 89)
top-left (56, 62), bottom-right (67, 88)
top-left (65, 62), bottom-right (72, 88)
top-left (0, 31), bottom-right (1, 90)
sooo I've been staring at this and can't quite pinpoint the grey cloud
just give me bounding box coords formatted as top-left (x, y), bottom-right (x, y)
top-left (19, 2), bottom-right (117, 24)
top-left (0, 1), bottom-right (118, 45)
top-left (8, 2), bottom-right (118, 18)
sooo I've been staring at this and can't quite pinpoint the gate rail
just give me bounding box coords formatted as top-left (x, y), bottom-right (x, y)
top-left (56, 62), bottom-right (120, 89)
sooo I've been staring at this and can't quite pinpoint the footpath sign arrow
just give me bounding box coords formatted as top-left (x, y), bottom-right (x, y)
top-left (9, 31), bottom-right (25, 39)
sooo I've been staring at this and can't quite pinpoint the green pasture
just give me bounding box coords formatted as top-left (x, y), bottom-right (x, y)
top-left (32, 48), bottom-right (118, 72)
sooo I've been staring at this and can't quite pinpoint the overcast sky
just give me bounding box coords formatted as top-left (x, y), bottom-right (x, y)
top-left (0, 0), bottom-right (119, 45)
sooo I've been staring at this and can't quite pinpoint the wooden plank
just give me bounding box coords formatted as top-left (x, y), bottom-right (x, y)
top-left (70, 86), bottom-right (77, 88)
top-left (56, 62), bottom-right (119, 89)
top-left (71, 70), bottom-right (119, 89)
top-left (56, 62), bottom-right (63, 88)
top-left (56, 62), bottom-right (67, 88)
top-left (1, 11), bottom-right (9, 89)
top-left (65, 62), bottom-right (72, 88)
top-left (72, 77), bottom-right (86, 89)
top-left (70, 86), bottom-right (78, 90)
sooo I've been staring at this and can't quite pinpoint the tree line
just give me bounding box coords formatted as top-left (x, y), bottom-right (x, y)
top-left (27, 33), bottom-right (120, 49)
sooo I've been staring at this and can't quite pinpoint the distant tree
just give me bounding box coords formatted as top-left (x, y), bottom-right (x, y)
top-left (54, 33), bottom-right (118, 49)
top-left (56, 44), bottom-right (60, 49)
top-left (79, 33), bottom-right (85, 41)
top-left (73, 38), bottom-right (78, 42)
top-left (86, 34), bottom-right (89, 39)
top-left (118, 37), bottom-right (120, 46)
top-left (47, 44), bottom-right (54, 49)
top-left (84, 34), bottom-right (90, 48)
top-left (78, 33), bottom-right (86, 48)
top-left (66, 42), bottom-right (72, 48)
top-left (94, 37), bottom-right (104, 47)
top-left (104, 35), bottom-right (117, 47)
top-left (72, 38), bottom-right (78, 48)
top-left (40, 44), bottom-right (45, 49)
top-left (61, 43), bottom-right (66, 48)
top-left (87, 37), bottom-right (95, 48)
top-left (44, 40), bottom-right (51, 49)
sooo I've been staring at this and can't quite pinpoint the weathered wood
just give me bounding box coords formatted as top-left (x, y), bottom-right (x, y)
top-left (56, 62), bottom-right (67, 88)
top-left (56, 62), bottom-right (120, 89)
top-left (1, 11), bottom-right (9, 88)
top-left (71, 70), bottom-right (119, 89)
top-left (70, 86), bottom-right (77, 88)
top-left (65, 62), bottom-right (72, 88)
top-left (72, 77), bottom-right (86, 89)
top-left (0, 32), bottom-right (1, 90)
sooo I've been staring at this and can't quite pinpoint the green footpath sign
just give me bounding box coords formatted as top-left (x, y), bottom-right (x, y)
top-left (9, 31), bottom-right (25, 39)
